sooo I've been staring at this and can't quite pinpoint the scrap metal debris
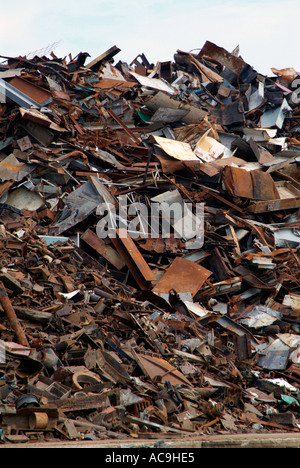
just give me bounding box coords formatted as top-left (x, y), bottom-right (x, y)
top-left (0, 41), bottom-right (300, 443)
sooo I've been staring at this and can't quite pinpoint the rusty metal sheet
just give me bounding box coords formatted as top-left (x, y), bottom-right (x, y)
top-left (137, 236), bottom-right (182, 254)
top-left (135, 353), bottom-right (192, 387)
top-left (155, 153), bottom-right (202, 174)
top-left (176, 50), bottom-right (224, 84)
top-left (9, 76), bottom-right (52, 106)
top-left (93, 78), bottom-right (136, 90)
top-left (223, 166), bottom-right (280, 200)
top-left (152, 257), bottom-right (212, 301)
top-left (19, 108), bottom-right (67, 132)
top-left (197, 40), bottom-right (246, 76)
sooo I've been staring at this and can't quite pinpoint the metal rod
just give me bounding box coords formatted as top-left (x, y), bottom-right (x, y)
top-left (143, 148), bottom-right (153, 185)
top-left (0, 281), bottom-right (30, 347)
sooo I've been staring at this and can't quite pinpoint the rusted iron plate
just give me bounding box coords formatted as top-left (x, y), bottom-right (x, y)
top-left (152, 257), bottom-right (212, 300)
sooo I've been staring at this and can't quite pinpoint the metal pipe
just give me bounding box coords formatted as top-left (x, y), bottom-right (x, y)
top-left (0, 281), bottom-right (30, 347)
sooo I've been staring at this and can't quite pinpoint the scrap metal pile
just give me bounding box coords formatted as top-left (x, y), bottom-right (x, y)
top-left (0, 41), bottom-right (300, 443)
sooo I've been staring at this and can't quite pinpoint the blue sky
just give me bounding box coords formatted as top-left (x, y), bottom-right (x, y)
top-left (1, 0), bottom-right (299, 75)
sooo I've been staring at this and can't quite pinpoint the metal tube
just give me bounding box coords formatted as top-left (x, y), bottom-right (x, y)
top-left (29, 412), bottom-right (49, 430)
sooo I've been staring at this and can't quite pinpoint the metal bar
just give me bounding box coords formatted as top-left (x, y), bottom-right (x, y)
top-left (107, 109), bottom-right (141, 146)
top-left (143, 148), bottom-right (153, 185)
top-left (110, 229), bottom-right (156, 290)
top-left (81, 228), bottom-right (125, 271)
top-left (0, 281), bottom-right (30, 347)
